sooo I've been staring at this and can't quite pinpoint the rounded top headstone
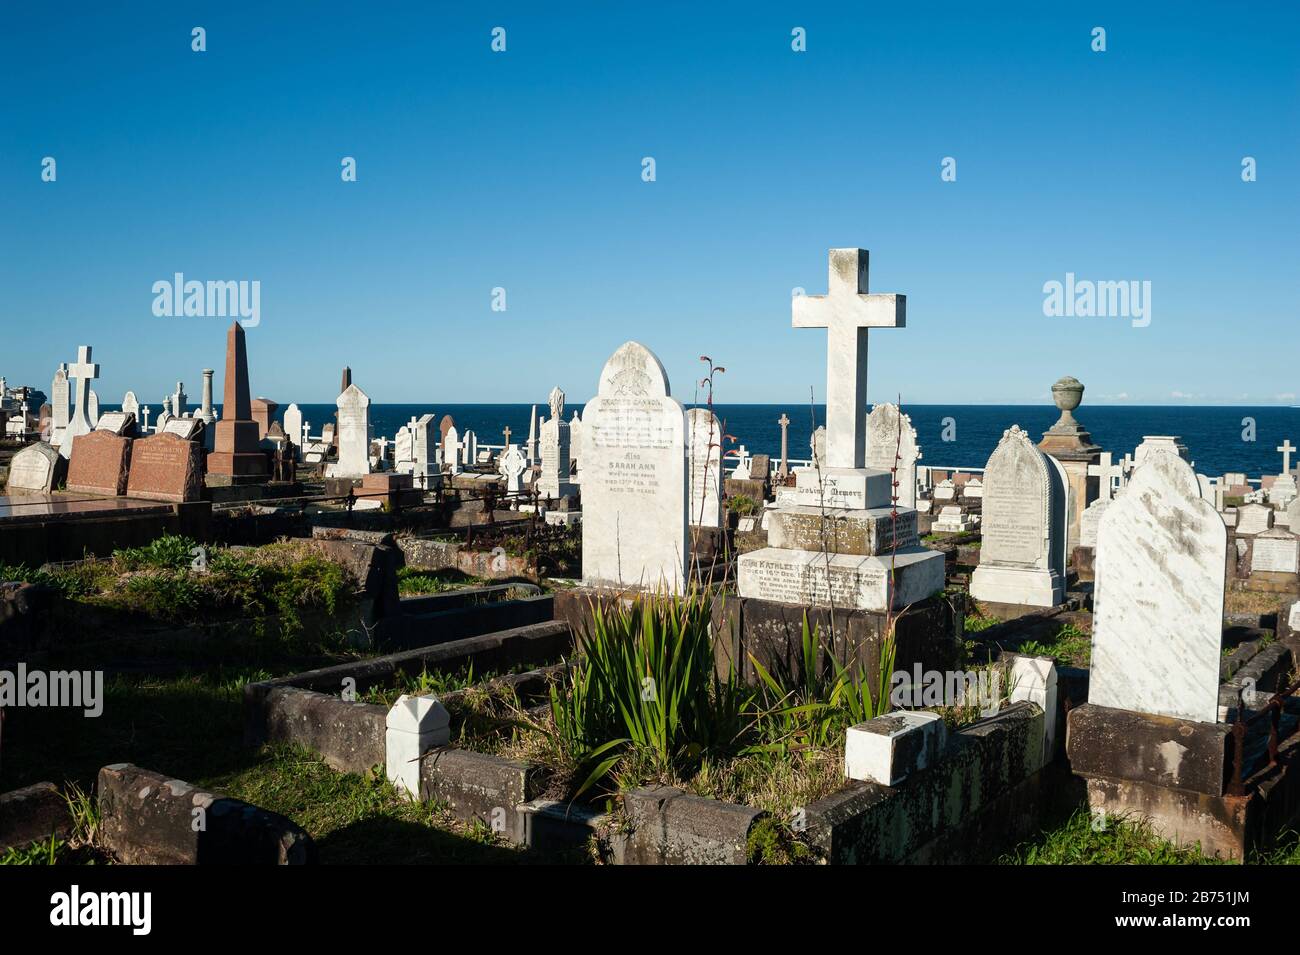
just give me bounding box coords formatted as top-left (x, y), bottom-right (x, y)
top-left (598, 341), bottom-right (670, 399)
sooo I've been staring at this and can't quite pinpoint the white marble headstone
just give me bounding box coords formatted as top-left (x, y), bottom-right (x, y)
top-left (326, 384), bottom-right (371, 478)
top-left (865, 402), bottom-right (921, 508)
top-left (580, 341), bottom-right (687, 592)
top-left (1089, 450), bottom-right (1225, 723)
top-left (686, 408), bottom-right (723, 528)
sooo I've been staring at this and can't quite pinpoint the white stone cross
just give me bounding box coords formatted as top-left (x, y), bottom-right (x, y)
top-left (140, 405), bottom-right (151, 431)
top-left (68, 345), bottom-right (99, 427)
top-left (1088, 452), bottom-right (1124, 502)
top-left (793, 249), bottom-right (905, 470)
top-left (1278, 440), bottom-right (1296, 475)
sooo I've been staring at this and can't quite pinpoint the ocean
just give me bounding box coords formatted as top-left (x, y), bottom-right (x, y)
top-left (267, 403), bottom-right (1300, 479)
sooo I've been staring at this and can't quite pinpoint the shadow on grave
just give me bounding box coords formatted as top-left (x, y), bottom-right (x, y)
top-left (312, 814), bottom-right (581, 865)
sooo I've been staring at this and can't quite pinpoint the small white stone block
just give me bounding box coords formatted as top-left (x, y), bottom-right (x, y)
top-left (1289, 600), bottom-right (1300, 633)
top-left (385, 694), bottom-right (450, 799)
top-left (1007, 654), bottom-right (1058, 767)
top-left (844, 711), bottom-right (946, 786)
top-left (791, 467), bottom-right (893, 510)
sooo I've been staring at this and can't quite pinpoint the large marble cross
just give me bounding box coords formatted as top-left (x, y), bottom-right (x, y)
top-left (777, 412), bottom-right (791, 475)
top-left (1088, 452), bottom-right (1124, 502)
top-left (1278, 439), bottom-right (1296, 475)
top-left (793, 249), bottom-right (905, 469)
top-left (68, 345), bottom-right (99, 425)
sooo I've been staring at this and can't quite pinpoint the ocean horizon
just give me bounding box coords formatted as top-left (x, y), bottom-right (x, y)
top-left (101, 401), bottom-right (1300, 480)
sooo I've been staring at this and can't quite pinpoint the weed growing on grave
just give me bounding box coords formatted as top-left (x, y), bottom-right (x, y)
top-left (728, 494), bottom-right (759, 516)
top-left (1019, 622), bottom-right (1091, 667)
top-left (999, 808), bottom-right (1227, 865)
top-left (396, 566), bottom-right (486, 595)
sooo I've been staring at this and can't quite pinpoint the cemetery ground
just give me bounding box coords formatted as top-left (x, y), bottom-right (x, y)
top-left (5, 528), bottom-right (1300, 865)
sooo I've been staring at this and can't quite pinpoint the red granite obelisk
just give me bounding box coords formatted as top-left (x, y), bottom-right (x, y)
top-left (206, 321), bottom-right (268, 483)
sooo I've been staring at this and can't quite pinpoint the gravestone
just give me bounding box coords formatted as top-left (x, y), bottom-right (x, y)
top-left (87, 390), bottom-right (100, 428)
top-left (4, 442), bottom-right (64, 495)
top-left (439, 415), bottom-right (454, 441)
top-left (686, 408), bottom-right (723, 528)
top-left (1134, 435), bottom-right (1189, 465)
top-left (570, 410), bottom-right (583, 471)
top-left (1287, 497), bottom-right (1300, 535)
top-left (60, 347), bottom-right (100, 461)
top-left (499, 444), bottom-right (527, 494)
top-left (326, 384), bottom-right (372, 479)
top-left (50, 364), bottom-right (70, 449)
top-left (1251, 529), bottom-right (1300, 576)
top-left (969, 425), bottom-right (1068, 608)
top-left (933, 479), bottom-right (955, 502)
top-left (933, 505), bottom-right (971, 533)
top-left (282, 404), bottom-right (303, 459)
top-left (251, 397), bottom-right (278, 440)
top-left (1089, 450), bottom-right (1225, 723)
top-left (121, 391), bottom-right (139, 419)
top-left (736, 249), bottom-right (943, 612)
top-left (443, 425), bottom-right (461, 476)
top-left (581, 341), bottom-right (688, 592)
top-left (1236, 503), bottom-right (1273, 536)
top-left (537, 387), bottom-right (576, 498)
top-left (1078, 498), bottom-right (1112, 549)
top-left (66, 430), bottom-right (132, 496)
top-left (126, 432), bottom-right (204, 503)
top-left (962, 477), bottom-right (984, 500)
top-left (865, 402), bottom-right (921, 508)
top-left (163, 417), bottom-right (204, 441)
top-left (207, 322), bottom-right (269, 482)
top-left (94, 411), bottom-right (136, 437)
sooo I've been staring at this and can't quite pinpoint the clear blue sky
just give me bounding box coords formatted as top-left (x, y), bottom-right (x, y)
top-left (2, 2), bottom-right (1296, 406)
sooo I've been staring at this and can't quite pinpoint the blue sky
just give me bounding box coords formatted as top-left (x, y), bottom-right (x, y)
top-left (2, 1), bottom-right (1296, 406)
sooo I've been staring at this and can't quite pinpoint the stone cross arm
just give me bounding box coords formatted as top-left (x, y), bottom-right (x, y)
top-left (1279, 439), bottom-right (1296, 474)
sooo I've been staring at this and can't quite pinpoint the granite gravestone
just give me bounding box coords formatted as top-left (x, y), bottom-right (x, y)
top-left (969, 425), bottom-right (1068, 607)
top-left (686, 408), bottom-right (723, 528)
top-left (126, 432), bottom-right (204, 503)
top-left (1089, 450), bottom-right (1226, 723)
top-left (66, 430), bottom-right (132, 496)
top-left (581, 341), bottom-right (687, 592)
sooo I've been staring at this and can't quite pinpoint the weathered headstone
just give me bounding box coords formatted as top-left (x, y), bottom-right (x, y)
top-left (66, 430), bottom-right (132, 496)
top-left (865, 402), bottom-right (921, 508)
top-left (537, 387), bottom-right (576, 498)
top-left (126, 432), bottom-right (204, 503)
top-left (162, 416), bottom-right (204, 441)
top-left (50, 364), bottom-right (70, 449)
top-left (251, 397), bottom-right (278, 440)
top-left (121, 391), bottom-right (139, 419)
top-left (326, 384), bottom-right (372, 479)
top-left (969, 425), bottom-right (1068, 608)
top-left (686, 408), bottom-right (723, 528)
top-left (1251, 528), bottom-right (1300, 575)
top-left (1078, 498), bottom-right (1112, 549)
top-left (4, 443), bottom-right (64, 495)
top-left (442, 424), bottom-right (461, 476)
top-left (1236, 502), bottom-right (1274, 536)
top-left (1089, 450), bottom-right (1225, 723)
top-left (581, 341), bottom-right (688, 592)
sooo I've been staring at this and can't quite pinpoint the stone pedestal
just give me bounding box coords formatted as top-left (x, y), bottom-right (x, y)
top-left (1036, 376), bottom-right (1101, 551)
top-left (737, 466), bottom-right (945, 613)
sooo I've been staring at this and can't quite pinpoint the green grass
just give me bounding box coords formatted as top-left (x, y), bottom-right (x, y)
top-left (1000, 809), bottom-right (1228, 864)
top-left (1019, 623), bottom-right (1092, 667)
top-left (964, 613), bottom-right (998, 633)
top-left (396, 566), bottom-right (486, 595)
top-left (4, 536), bottom-right (354, 629)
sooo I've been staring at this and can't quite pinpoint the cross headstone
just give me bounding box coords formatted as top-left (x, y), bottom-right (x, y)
top-left (1278, 440), bottom-right (1296, 475)
top-left (1087, 452), bottom-right (1124, 503)
top-left (502, 425), bottom-right (512, 446)
top-left (60, 346), bottom-right (100, 460)
top-left (777, 413), bottom-right (791, 478)
top-left (499, 444), bottom-right (526, 494)
top-left (792, 249), bottom-right (904, 469)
